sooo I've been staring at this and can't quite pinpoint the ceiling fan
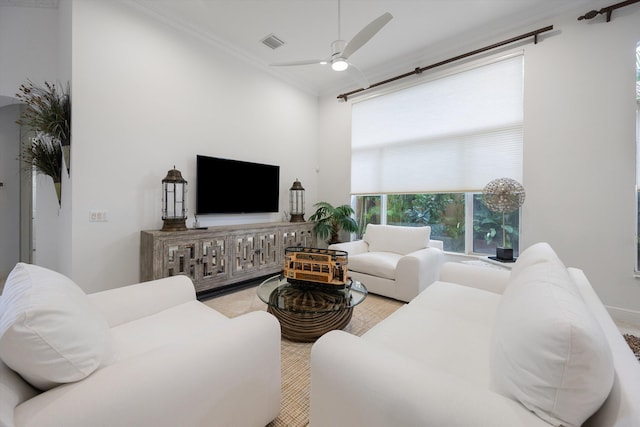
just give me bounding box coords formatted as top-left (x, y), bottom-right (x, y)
top-left (270, 0), bottom-right (393, 89)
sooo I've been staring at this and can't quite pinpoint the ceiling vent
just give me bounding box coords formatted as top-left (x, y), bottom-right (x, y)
top-left (261, 34), bottom-right (285, 50)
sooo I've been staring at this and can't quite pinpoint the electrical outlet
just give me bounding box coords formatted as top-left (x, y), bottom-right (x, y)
top-left (89, 210), bottom-right (108, 222)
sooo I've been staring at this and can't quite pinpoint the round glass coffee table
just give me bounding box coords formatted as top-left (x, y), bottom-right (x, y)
top-left (257, 275), bottom-right (368, 342)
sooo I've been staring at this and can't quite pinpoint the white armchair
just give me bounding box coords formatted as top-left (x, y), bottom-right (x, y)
top-left (329, 224), bottom-right (444, 302)
top-left (0, 263), bottom-right (281, 427)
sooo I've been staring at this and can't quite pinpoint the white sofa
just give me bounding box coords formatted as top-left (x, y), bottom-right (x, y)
top-left (328, 224), bottom-right (444, 302)
top-left (0, 263), bottom-right (281, 427)
top-left (310, 243), bottom-right (640, 427)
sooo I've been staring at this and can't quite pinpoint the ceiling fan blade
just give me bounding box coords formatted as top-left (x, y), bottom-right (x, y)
top-left (341, 12), bottom-right (392, 59)
top-left (270, 59), bottom-right (326, 67)
top-left (346, 62), bottom-right (370, 89)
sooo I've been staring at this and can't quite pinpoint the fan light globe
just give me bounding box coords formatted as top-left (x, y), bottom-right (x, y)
top-left (481, 178), bottom-right (525, 213)
top-left (332, 58), bottom-right (349, 71)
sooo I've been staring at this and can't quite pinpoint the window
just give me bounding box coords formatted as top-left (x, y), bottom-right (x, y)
top-left (471, 194), bottom-right (520, 256)
top-left (385, 193), bottom-right (464, 252)
top-left (351, 55), bottom-right (523, 255)
top-left (353, 193), bottom-right (520, 256)
top-left (353, 195), bottom-right (381, 237)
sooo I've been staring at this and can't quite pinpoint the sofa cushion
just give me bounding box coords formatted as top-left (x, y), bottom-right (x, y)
top-left (490, 254), bottom-right (614, 427)
top-left (109, 300), bottom-right (228, 363)
top-left (348, 252), bottom-right (402, 280)
top-left (363, 224), bottom-right (430, 255)
top-left (0, 263), bottom-right (111, 390)
top-left (410, 281), bottom-right (502, 329)
top-left (364, 282), bottom-right (502, 388)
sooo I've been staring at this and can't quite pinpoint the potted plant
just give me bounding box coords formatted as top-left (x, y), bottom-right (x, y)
top-left (16, 80), bottom-right (71, 206)
top-left (309, 202), bottom-right (359, 245)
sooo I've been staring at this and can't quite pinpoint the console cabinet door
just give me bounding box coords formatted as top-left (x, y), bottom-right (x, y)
top-left (197, 237), bottom-right (229, 292)
top-left (232, 230), bottom-right (279, 279)
top-left (164, 240), bottom-right (198, 281)
top-left (257, 231), bottom-right (279, 269)
top-left (283, 226), bottom-right (314, 249)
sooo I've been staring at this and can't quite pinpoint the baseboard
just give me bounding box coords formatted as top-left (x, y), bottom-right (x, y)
top-left (607, 305), bottom-right (640, 328)
top-left (196, 275), bottom-right (271, 301)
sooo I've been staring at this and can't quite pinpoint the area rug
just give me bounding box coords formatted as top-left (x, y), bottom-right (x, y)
top-left (203, 285), bottom-right (403, 427)
top-left (624, 334), bottom-right (640, 361)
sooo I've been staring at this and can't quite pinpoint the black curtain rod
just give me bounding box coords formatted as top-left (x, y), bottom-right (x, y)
top-left (578, 0), bottom-right (640, 22)
top-left (337, 25), bottom-right (554, 102)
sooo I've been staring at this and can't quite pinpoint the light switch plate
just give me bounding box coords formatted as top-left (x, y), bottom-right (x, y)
top-left (89, 210), bottom-right (108, 222)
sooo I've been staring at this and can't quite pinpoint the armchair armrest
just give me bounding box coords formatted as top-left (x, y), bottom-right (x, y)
top-left (395, 247), bottom-right (444, 302)
top-left (440, 262), bottom-right (510, 294)
top-left (429, 239), bottom-right (444, 250)
top-left (15, 311), bottom-right (281, 427)
top-left (310, 330), bottom-right (542, 427)
top-left (328, 240), bottom-right (369, 255)
top-left (87, 275), bottom-right (196, 327)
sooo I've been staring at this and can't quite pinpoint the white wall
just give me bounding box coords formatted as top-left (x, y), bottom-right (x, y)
top-left (70, 0), bottom-right (319, 293)
top-left (0, 4), bottom-right (64, 273)
top-left (523, 7), bottom-right (640, 321)
top-left (317, 6), bottom-right (640, 319)
top-left (0, 6), bottom-right (59, 98)
top-left (0, 104), bottom-right (21, 277)
top-left (318, 96), bottom-right (351, 206)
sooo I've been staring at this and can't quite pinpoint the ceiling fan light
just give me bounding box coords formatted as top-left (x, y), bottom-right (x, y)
top-left (332, 58), bottom-right (348, 71)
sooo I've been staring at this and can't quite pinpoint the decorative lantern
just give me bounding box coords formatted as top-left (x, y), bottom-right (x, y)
top-left (161, 166), bottom-right (188, 231)
top-left (289, 179), bottom-right (305, 222)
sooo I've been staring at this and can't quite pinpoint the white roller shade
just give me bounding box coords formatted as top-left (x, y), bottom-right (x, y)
top-left (351, 55), bottom-right (523, 194)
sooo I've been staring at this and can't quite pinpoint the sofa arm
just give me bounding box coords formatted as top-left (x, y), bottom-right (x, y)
top-left (328, 240), bottom-right (369, 255)
top-left (440, 262), bottom-right (510, 294)
top-left (395, 247), bottom-right (444, 302)
top-left (15, 311), bottom-right (281, 427)
top-left (87, 275), bottom-right (196, 327)
top-left (310, 331), bottom-right (541, 427)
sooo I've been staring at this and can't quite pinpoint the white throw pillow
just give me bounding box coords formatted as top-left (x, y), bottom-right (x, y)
top-left (509, 242), bottom-right (580, 297)
top-left (510, 242), bottom-right (563, 276)
top-left (491, 263), bottom-right (613, 426)
top-left (363, 224), bottom-right (430, 255)
top-left (0, 263), bottom-right (111, 390)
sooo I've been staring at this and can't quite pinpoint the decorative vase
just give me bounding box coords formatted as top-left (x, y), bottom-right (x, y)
top-left (53, 180), bottom-right (61, 207)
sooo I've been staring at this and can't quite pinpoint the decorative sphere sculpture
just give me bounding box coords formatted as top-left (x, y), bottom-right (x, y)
top-left (482, 178), bottom-right (525, 213)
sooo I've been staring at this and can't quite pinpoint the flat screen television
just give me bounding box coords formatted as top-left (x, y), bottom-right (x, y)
top-left (196, 155), bottom-right (280, 214)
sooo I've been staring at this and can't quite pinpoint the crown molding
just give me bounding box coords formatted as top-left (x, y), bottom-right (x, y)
top-left (128, 0), bottom-right (321, 97)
